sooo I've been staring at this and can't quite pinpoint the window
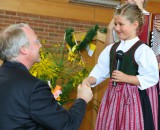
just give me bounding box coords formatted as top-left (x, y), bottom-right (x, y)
top-left (69, 0), bottom-right (121, 8)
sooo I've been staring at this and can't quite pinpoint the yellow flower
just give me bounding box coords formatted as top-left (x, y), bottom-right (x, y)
top-left (71, 45), bottom-right (77, 53)
top-left (32, 71), bottom-right (37, 77)
top-left (29, 41), bottom-right (91, 105)
top-left (56, 96), bottom-right (61, 101)
top-left (79, 59), bottom-right (85, 66)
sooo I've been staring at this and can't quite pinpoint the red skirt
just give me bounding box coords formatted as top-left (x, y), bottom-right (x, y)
top-left (95, 79), bottom-right (158, 130)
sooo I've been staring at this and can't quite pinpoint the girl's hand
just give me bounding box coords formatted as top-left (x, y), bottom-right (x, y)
top-left (133, 0), bottom-right (144, 10)
top-left (108, 18), bottom-right (115, 31)
top-left (112, 70), bottom-right (127, 83)
top-left (82, 79), bottom-right (91, 87)
top-left (125, 0), bottom-right (144, 10)
top-left (112, 70), bottom-right (140, 86)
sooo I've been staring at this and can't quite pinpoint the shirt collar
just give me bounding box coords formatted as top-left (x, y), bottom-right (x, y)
top-left (142, 9), bottom-right (150, 14)
top-left (2, 60), bottom-right (29, 72)
top-left (117, 37), bottom-right (140, 52)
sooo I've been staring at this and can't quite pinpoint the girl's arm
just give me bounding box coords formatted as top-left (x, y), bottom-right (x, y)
top-left (112, 44), bottom-right (159, 90)
top-left (82, 76), bottom-right (97, 87)
top-left (105, 19), bottom-right (115, 46)
top-left (132, 44), bottom-right (158, 90)
top-left (82, 44), bottom-right (113, 87)
top-left (112, 70), bottom-right (140, 86)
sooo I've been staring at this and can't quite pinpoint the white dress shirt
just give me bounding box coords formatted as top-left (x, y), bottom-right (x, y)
top-left (89, 37), bottom-right (159, 90)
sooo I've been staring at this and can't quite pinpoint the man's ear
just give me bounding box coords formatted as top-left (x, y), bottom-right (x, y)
top-left (19, 46), bottom-right (28, 55)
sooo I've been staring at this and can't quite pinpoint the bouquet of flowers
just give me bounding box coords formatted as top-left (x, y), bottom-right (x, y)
top-left (30, 40), bottom-right (91, 105)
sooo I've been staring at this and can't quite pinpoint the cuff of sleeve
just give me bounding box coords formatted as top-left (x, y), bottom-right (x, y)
top-left (137, 76), bottom-right (144, 90)
top-left (76, 98), bottom-right (87, 106)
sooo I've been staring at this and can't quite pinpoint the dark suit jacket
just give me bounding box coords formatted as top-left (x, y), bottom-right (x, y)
top-left (0, 61), bottom-right (86, 130)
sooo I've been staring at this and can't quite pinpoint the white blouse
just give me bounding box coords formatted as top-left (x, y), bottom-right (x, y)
top-left (89, 37), bottom-right (159, 90)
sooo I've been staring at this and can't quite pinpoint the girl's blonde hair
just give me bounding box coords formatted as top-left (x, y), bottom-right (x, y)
top-left (115, 3), bottom-right (145, 34)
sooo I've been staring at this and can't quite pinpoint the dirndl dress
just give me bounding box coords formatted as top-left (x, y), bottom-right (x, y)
top-left (95, 41), bottom-right (158, 130)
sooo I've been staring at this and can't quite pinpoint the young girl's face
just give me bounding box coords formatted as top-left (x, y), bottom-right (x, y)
top-left (114, 15), bottom-right (138, 40)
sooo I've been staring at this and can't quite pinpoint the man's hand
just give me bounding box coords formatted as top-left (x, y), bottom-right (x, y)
top-left (77, 84), bottom-right (93, 104)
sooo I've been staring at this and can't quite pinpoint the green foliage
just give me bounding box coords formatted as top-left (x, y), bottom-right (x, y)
top-left (30, 42), bottom-right (91, 105)
top-left (65, 24), bottom-right (99, 52)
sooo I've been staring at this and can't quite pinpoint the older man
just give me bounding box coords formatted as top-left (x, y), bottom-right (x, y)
top-left (0, 23), bottom-right (93, 130)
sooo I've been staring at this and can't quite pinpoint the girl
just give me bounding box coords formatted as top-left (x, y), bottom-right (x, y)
top-left (82, 4), bottom-right (159, 130)
top-left (105, 0), bottom-right (149, 45)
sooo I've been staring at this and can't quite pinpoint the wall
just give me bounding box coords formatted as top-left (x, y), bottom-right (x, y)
top-left (0, 0), bottom-right (113, 46)
top-left (0, 0), bottom-right (160, 23)
top-left (0, 0), bottom-right (160, 44)
top-left (0, 9), bottom-right (106, 45)
top-left (0, 0), bottom-right (115, 23)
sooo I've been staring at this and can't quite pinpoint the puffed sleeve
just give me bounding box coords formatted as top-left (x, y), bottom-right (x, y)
top-left (135, 44), bottom-right (159, 90)
top-left (30, 81), bottom-right (86, 130)
top-left (89, 44), bottom-right (113, 87)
